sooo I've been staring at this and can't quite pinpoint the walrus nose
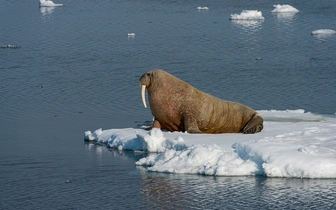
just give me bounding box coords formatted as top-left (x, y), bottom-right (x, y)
top-left (141, 85), bottom-right (147, 108)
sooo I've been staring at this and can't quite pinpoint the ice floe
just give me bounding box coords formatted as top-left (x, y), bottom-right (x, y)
top-left (197, 7), bottom-right (209, 10)
top-left (84, 110), bottom-right (336, 178)
top-left (311, 29), bottom-right (336, 36)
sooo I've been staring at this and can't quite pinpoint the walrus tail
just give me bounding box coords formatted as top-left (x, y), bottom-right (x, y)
top-left (242, 114), bottom-right (264, 134)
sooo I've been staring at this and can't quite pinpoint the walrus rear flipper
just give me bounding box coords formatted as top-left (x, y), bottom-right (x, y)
top-left (242, 114), bottom-right (264, 134)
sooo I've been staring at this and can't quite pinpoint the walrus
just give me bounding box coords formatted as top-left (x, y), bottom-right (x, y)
top-left (139, 69), bottom-right (263, 134)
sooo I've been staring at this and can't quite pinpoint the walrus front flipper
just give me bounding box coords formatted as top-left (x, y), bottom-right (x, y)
top-left (184, 116), bottom-right (202, 133)
top-left (187, 129), bottom-right (203, 134)
top-left (146, 118), bottom-right (163, 131)
top-left (242, 114), bottom-right (264, 134)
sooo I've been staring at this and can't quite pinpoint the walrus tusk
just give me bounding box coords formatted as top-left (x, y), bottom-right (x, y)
top-left (141, 85), bottom-right (147, 108)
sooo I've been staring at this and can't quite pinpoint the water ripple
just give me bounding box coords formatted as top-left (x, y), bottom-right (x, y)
top-left (138, 174), bottom-right (336, 209)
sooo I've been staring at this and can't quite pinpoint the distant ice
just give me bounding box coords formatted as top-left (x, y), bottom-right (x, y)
top-left (311, 29), bottom-right (336, 36)
top-left (39, 0), bottom-right (63, 7)
top-left (197, 7), bottom-right (209, 10)
top-left (230, 10), bottom-right (265, 20)
top-left (1, 45), bottom-right (21, 49)
top-left (271, 4), bottom-right (299, 13)
top-left (128, 33), bottom-right (135, 38)
top-left (84, 110), bottom-right (336, 178)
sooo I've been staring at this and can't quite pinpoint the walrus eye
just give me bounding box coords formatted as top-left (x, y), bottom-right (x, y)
top-left (146, 73), bottom-right (150, 76)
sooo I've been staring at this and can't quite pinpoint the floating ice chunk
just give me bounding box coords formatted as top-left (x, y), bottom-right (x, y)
top-left (230, 10), bottom-right (265, 20)
top-left (311, 29), bottom-right (336, 36)
top-left (84, 128), bottom-right (103, 141)
top-left (271, 4), bottom-right (299, 13)
top-left (128, 33), bottom-right (135, 38)
top-left (0, 45), bottom-right (21, 49)
top-left (197, 7), bottom-right (209, 10)
top-left (39, 0), bottom-right (63, 7)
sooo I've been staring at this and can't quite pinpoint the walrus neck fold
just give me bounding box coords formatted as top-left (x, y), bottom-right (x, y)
top-left (141, 85), bottom-right (147, 108)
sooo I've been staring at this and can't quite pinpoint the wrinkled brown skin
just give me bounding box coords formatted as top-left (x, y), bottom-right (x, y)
top-left (139, 69), bottom-right (263, 134)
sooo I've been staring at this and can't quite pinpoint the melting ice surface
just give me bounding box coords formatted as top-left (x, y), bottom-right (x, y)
top-left (271, 4), bottom-right (299, 13)
top-left (84, 110), bottom-right (336, 178)
top-left (39, 0), bottom-right (63, 7)
top-left (230, 10), bottom-right (265, 20)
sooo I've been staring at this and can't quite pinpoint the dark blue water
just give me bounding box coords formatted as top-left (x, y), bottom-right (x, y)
top-left (1, 0), bottom-right (336, 209)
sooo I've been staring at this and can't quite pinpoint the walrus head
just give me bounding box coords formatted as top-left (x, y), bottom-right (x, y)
top-left (139, 71), bottom-right (154, 108)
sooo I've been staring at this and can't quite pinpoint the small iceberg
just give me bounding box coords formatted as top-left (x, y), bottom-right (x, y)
top-left (39, 0), bottom-right (63, 7)
top-left (271, 4), bottom-right (299, 13)
top-left (311, 29), bottom-right (336, 36)
top-left (230, 10), bottom-right (265, 20)
top-left (197, 7), bottom-right (209, 10)
top-left (128, 33), bottom-right (135, 38)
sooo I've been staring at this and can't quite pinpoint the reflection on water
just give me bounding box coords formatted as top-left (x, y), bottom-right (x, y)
top-left (230, 20), bottom-right (263, 32)
top-left (137, 164), bottom-right (336, 209)
top-left (40, 6), bottom-right (55, 15)
top-left (272, 12), bottom-right (298, 30)
top-left (85, 146), bottom-right (336, 209)
top-left (312, 33), bottom-right (336, 41)
top-left (85, 142), bottom-right (104, 156)
top-left (273, 12), bottom-right (297, 21)
top-left (140, 174), bottom-right (192, 209)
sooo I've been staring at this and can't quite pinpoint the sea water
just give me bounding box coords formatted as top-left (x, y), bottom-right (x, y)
top-left (1, 0), bottom-right (336, 209)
